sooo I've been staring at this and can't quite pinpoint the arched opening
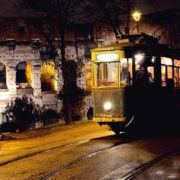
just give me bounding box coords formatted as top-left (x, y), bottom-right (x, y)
top-left (40, 61), bottom-right (57, 92)
top-left (16, 62), bottom-right (32, 88)
top-left (0, 62), bottom-right (7, 89)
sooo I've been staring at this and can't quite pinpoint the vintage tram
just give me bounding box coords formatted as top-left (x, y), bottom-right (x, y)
top-left (91, 33), bottom-right (180, 135)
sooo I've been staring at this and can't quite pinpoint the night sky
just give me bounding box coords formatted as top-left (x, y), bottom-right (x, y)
top-left (0, 0), bottom-right (179, 17)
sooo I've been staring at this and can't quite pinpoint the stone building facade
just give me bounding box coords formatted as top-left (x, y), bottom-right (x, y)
top-left (0, 18), bottom-right (99, 125)
top-left (0, 16), bottom-right (176, 125)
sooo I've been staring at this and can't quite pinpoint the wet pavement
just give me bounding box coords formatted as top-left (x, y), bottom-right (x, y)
top-left (53, 137), bottom-right (180, 180)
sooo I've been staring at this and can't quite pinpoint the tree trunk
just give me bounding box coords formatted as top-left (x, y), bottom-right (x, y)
top-left (60, 28), bottom-right (73, 125)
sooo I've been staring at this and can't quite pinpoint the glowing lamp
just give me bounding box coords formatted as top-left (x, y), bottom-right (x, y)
top-left (104, 102), bottom-right (112, 111)
top-left (132, 11), bottom-right (142, 22)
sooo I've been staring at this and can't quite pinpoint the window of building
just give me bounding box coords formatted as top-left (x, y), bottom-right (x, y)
top-left (18, 22), bottom-right (26, 33)
top-left (74, 24), bottom-right (93, 41)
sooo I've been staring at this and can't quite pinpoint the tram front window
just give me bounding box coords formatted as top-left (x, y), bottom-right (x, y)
top-left (97, 62), bottom-right (118, 87)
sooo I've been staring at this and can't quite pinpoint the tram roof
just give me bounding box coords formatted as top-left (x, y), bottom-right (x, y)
top-left (91, 33), bottom-right (159, 52)
top-left (91, 33), bottom-right (180, 59)
top-left (91, 42), bottom-right (137, 52)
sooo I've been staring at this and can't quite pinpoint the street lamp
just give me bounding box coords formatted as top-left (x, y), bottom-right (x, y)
top-left (132, 11), bottom-right (142, 33)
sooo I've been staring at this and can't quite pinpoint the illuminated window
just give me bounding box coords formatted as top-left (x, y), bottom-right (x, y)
top-left (97, 62), bottom-right (118, 87)
top-left (161, 57), bottom-right (172, 65)
top-left (179, 69), bottom-right (180, 86)
top-left (128, 58), bottom-right (133, 85)
top-left (174, 67), bottom-right (179, 87)
top-left (167, 66), bottom-right (173, 79)
top-left (16, 62), bottom-right (32, 88)
top-left (147, 66), bottom-right (154, 83)
top-left (161, 65), bottom-right (166, 87)
top-left (40, 61), bottom-right (57, 92)
top-left (0, 62), bottom-right (7, 89)
top-left (120, 59), bottom-right (128, 86)
top-left (174, 60), bottom-right (180, 67)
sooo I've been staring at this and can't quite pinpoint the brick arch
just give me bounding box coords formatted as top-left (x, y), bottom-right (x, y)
top-left (15, 60), bottom-right (33, 67)
top-left (0, 61), bottom-right (8, 70)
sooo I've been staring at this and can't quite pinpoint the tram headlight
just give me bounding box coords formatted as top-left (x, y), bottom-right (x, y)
top-left (104, 102), bottom-right (112, 111)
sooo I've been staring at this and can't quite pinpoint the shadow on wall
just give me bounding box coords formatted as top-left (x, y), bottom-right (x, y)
top-left (87, 107), bottom-right (93, 120)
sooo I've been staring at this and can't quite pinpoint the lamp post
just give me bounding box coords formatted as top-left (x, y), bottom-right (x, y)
top-left (132, 11), bottom-right (142, 33)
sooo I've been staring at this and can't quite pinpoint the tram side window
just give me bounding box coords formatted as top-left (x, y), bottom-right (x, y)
top-left (161, 65), bottom-right (166, 87)
top-left (120, 59), bottom-right (128, 86)
top-left (167, 66), bottom-right (173, 79)
top-left (135, 58), bottom-right (153, 86)
top-left (128, 59), bottom-right (133, 85)
top-left (179, 69), bottom-right (180, 86)
top-left (97, 62), bottom-right (118, 87)
top-left (174, 60), bottom-right (180, 88)
top-left (147, 66), bottom-right (154, 83)
top-left (174, 67), bottom-right (179, 87)
top-left (161, 57), bottom-right (174, 87)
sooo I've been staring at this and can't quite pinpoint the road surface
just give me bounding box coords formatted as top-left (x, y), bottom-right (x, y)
top-left (0, 122), bottom-right (180, 180)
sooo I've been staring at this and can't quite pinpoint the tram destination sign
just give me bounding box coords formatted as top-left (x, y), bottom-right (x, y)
top-left (96, 53), bottom-right (118, 61)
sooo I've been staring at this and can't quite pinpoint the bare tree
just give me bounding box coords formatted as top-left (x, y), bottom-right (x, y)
top-left (16, 0), bottom-right (84, 125)
top-left (86, 0), bottom-right (135, 38)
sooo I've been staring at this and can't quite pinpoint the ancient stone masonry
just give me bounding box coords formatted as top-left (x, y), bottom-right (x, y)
top-left (0, 40), bottom-right (41, 112)
top-left (0, 39), bottom-right (94, 124)
top-left (0, 16), bottom-right (177, 125)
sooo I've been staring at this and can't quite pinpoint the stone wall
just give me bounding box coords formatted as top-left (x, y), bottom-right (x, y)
top-left (0, 17), bottom-right (176, 124)
top-left (0, 39), bottom-right (94, 123)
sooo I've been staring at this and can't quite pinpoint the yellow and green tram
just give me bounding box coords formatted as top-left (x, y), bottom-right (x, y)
top-left (91, 34), bottom-right (180, 135)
